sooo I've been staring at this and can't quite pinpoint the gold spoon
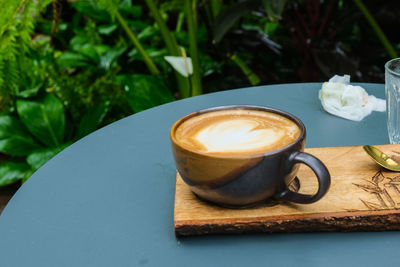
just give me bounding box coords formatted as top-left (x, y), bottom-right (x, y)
top-left (363, 145), bottom-right (400, 172)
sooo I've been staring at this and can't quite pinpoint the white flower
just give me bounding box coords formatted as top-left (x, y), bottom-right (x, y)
top-left (164, 56), bottom-right (193, 77)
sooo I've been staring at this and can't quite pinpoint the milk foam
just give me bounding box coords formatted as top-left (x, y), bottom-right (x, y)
top-left (174, 109), bottom-right (301, 156)
top-left (196, 119), bottom-right (283, 153)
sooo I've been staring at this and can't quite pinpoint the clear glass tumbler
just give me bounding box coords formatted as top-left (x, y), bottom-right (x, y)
top-left (385, 58), bottom-right (400, 144)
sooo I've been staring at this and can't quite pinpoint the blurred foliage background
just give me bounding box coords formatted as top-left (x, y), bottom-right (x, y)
top-left (0, 0), bottom-right (399, 186)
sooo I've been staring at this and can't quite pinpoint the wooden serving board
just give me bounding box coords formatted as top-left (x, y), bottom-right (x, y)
top-left (174, 144), bottom-right (400, 236)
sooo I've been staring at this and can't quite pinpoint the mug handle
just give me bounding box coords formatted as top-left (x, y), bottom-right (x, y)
top-left (277, 151), bottom-right (331, 204)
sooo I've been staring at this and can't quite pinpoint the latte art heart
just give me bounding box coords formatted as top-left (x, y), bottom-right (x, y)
top-left (174, 109), bottom-right (301, 156)
top-left (196, 119), bottom-right (284, 153)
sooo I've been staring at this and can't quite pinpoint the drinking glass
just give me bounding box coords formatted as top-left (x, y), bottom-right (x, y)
top-left (385, 58), bottom-right (400, 144)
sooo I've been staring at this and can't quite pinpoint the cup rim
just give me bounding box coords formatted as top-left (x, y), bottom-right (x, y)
top-left (170, 105), bottom-right (306, 159)
top-left (385, 58), bottom-right (400, 78)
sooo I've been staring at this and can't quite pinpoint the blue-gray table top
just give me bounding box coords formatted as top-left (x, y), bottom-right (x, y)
top-left (0, 83), bottom-right (393, 266)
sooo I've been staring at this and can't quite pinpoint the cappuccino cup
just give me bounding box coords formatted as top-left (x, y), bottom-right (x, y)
top-left (170, 105), bottom-right (330, 207)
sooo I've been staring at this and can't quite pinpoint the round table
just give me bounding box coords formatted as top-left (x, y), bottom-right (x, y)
top-left (0, 83), bottom-right (393, 266)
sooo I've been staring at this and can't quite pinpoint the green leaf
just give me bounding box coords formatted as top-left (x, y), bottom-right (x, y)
top-left (21, 169), bottom-right (35, 184)
top-left (213, 0), bottom-right (260, 43)
top-left (0, 116), bottom-right (42, 156)
top-left (70, 34), bottom-right (91, 50)
top-left (210, 0), bottom-right (222, 17)
top-left (76, 103), bottom-right (109, 139)
top-left (57, 52), bottom-right (92, 69)
top-left (72, 0), bottom-right (110, 22)
top-left (98, 24), bottom-right (118, 35)
top-left (93, 45), bottom-right (110, 56)
top-left (0, 160), bottom-right (31, 186)
top-left (265, 21), bottom-right (279, 36)
top-left (78, 45), bottom-right (101, 64)
top-left (119, 1), bottom-right (142, 17)
top-left (0, 137), bottom-right (40, 157)
top-left (138, 26), bottom-right (159, 41)
top-left (27, 144), bottom-right (69, 171)
top-left (99, 46), bottom-right (127, 70)
top-left (0, 116), bottom-right (31, 138)
top-left (118, 75), bottom-right (175, 113)
top-left (16, 85), bottom-right (42, 98)
top-left (96, 0), bottom-right (119, 19)
top-left (128, 47), bottom-right (168, 66)
top-left (16, 94), bottom-right (65, 147)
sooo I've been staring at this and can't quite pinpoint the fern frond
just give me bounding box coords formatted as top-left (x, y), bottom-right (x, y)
top-left (0, 0), bottom-right (28, 37)
top-left (0, 25), bottom-right (20, 106)
top-left (17, 0), bottom-right (36, 53)
top-left (0, 0), bottom-right (51, 108)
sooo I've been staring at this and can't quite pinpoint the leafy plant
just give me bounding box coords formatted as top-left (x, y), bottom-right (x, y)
top-left (96, 0), bottom-right (160, 75)
top-left (1, 0), bottom-right (399, 187)
top-left (0, 0), bottom-right (51, 109)
top-left (0, 92), bottom-right (108, 186)
top-left (118, 74), bottom-right (175, 113)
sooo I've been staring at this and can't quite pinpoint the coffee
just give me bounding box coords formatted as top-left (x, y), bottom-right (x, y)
top-left (173, 109), bottom-right (300, 156)
top-left (170, 106), bottom-right (330, 206)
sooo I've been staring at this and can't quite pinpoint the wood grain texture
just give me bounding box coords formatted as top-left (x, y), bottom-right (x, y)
top-left (174, 144), bottom-right (400, 236)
